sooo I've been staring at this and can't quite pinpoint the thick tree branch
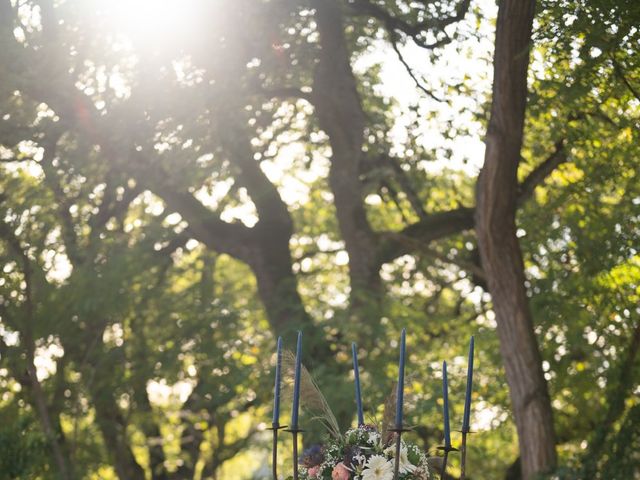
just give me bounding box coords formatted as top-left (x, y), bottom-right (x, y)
top-left (145, 182), bottom-right (255, 262)
top-left (366, 154), bottom-right (429, 221)
top-left (210, 106), bottom-right (293, 235)
top-left (15, 72), bottom-right (259, 264)
top-left (611, 55), bottom-right (640, 102)
top-left (90, 376), bottom-right (146, 480)
top-left (517, 139), bottom-right (567, 206)
top-left (377, 206), bottom-right (475, 263)
top-left (376, 141), bottom-right (569, 264)
top-left (38, 135), bottom-right (86, 265)
top-left (346, 0), bottom-right (471, 49)
top-left (11, 42), bottom-right (320, 356)
top-left (88, 182), bottom-right (143, 238)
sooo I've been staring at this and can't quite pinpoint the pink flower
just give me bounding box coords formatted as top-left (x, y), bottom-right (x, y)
top-left (308, 466), bottom-right (320, 478)
top-left (332, 462), bottom-right (350, 480)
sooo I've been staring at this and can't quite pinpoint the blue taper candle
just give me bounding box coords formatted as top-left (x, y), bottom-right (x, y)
top-left (462, 336), bottom-right (475, 433)
top-left (291, 331), bottom-right (303, 429)
top-left (272, 336), bottom-right (283, 426)
top-left (352, 342), bottom-right (364, 426)
top-left (395, 328), bottom-right (406, 428)
top-left (442, 361), bottom-right (451, 449)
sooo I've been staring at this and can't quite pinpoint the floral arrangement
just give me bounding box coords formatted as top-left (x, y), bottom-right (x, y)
top-left (297, 426), bottom-right (432, 480)
top-left (272, 331), bottom-right (475, 480)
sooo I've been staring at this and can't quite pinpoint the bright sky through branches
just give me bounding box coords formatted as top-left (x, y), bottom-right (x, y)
top-left (106, 0), bottom-right (198, 42)
top-left (92, 0), bottom-right (497, 216)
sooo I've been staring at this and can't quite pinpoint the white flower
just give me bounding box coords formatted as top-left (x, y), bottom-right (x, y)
top-left (353, 452), bottom-right (367, 468)
top-left (398, 446), bottom-right (416, 474)
top-left (362, 455), bottom-right (393, 480)
top-left (383, 445), bottom-right (416, 474)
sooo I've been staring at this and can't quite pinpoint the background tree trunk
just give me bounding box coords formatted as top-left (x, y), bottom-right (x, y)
top-left (311, 0), bottom-right (382, 300)
top-left (91, 388), bottom-right (146, 480)
top-left (475, 0), bottom-right (557, 478)
top-left (25, 353), bottom-right (74, 480)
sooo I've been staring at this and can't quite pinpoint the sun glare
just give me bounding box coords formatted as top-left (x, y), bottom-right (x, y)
top-left (108, 0), bottom-right (198, 42)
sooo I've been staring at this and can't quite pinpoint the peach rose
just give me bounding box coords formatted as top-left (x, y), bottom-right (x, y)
top-left (308, 466), bottom-right (320, 477)
top-left (332, 462), bottom-right (350, 480)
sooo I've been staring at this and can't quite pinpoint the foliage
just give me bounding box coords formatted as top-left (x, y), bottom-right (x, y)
top-left (0, 408), bottom-right (49, 480)
top-left (0, 0), bottom-right (638, 479)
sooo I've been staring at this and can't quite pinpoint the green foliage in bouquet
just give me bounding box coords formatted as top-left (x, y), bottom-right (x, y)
top-left (292, 426), bottom-right (432, 480)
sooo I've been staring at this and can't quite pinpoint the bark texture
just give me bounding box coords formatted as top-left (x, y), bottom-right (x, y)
top-left (92, 389), bottom-right (146, 480)
top-left (312, 0), bottom-right (381, 296)
top-left (475, 0), bottom-right (558, 478)
top-left (582, 321), bottom-right (640, 474)
top-left (25, 346), bottom-right (75, 480)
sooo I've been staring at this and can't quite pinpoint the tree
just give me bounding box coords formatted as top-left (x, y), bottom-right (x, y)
top-left (475, 0), bottom-right (557, 477)
top-left (0, 141), bottom-right (267, 478)
top-left (1, 0), bottom-right (639, 479)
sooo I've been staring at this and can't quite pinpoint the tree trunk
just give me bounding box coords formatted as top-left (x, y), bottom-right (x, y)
top-left (1, 214), bottom-right (75, 480)
top-left (252, 241), bottom-right (354, 432)
top-left (92, 389), bottom-right (146, 480)
top-left (173, 382), bottom-right (208, 480)
top-left (24, 358), bottom-right (74, 480)
top-left (134, 382), bottom-right (169, 480)
top-left (582, 321), bottom-right (640, 475)
top-left (312, 0), bottom-right (381, 297)
top-left (87, 349), bottom-right (146, 480)
top-left (475, 0), bottom-right (557, 478)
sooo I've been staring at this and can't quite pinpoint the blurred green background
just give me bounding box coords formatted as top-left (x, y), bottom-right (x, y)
top-left (0, 0), bottom-right (638, 478)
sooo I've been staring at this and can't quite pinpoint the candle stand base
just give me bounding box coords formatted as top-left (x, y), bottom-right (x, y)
top-left (436, 444), bottom-right (459, 479)
top-left (284, 427), bottom-right (305, 480)
top-left (268, 424), bottom-right (287, 480)
top-left (458, 430), bottom-right (473, 480)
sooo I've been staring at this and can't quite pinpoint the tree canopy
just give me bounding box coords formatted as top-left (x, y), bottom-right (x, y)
top-left (0, 0), bottom-right (639, 479)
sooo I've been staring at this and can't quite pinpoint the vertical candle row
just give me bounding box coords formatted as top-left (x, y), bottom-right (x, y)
top-left (270, 332), bottom-right (476, 455)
